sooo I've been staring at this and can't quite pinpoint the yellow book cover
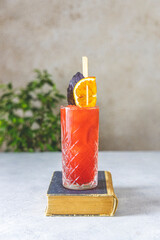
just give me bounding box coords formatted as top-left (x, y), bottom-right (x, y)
top-left (46, 171), bottom-right (118, 216)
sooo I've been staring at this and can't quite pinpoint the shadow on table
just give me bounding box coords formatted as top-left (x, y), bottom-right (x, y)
top-left (114, 186), bottom-right (160, 217)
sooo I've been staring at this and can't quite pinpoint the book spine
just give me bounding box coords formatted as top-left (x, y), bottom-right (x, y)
top-left (105, 171), bottom-right (118, 216)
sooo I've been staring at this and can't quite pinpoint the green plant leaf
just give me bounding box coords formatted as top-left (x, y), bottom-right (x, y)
top-left (0, 69), bottom-right (65, 152)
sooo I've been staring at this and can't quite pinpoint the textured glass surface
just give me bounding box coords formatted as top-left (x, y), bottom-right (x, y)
top-left (61, 106), bottom-right (99, 190)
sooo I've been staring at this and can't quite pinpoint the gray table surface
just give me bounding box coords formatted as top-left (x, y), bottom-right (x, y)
top-left (0, 152), bottom-right (160, 240)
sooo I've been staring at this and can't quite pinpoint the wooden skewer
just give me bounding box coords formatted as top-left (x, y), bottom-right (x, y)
top-left (86, 85), bottom-right (89, 106)
top-left (82, 56), bottom-right (88, 78)
top-left (82, 56), bottom-right (89, 106)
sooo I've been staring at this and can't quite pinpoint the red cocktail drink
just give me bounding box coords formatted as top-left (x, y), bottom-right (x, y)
top-left (61, 105), bottom-right (99, 190)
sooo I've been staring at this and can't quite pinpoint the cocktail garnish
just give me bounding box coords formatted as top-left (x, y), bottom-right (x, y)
top-left (73, 77), bottom-right (97, 107)
top-left (67, 72), bottom-right (84, 105)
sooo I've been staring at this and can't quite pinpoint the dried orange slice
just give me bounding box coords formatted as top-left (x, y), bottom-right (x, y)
top-left (73, 77), bottom-right (97, 107)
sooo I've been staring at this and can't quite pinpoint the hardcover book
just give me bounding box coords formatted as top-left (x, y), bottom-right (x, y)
top-left (46, 171), bottom-right (118, 216)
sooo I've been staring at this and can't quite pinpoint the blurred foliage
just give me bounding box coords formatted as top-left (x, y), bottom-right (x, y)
top-left (0, 70), bottom-right (65, 152)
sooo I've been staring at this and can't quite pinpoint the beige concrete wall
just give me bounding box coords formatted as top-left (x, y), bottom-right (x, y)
top-left (0, 0), bottom-right (160, 150)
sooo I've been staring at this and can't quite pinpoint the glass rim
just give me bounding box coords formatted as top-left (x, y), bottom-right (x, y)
top-left (61, 105), bottom-right (99, 110)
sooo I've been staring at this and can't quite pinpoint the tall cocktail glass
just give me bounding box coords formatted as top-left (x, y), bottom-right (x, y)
top-left (61, 105), bottom-right (99, 190)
